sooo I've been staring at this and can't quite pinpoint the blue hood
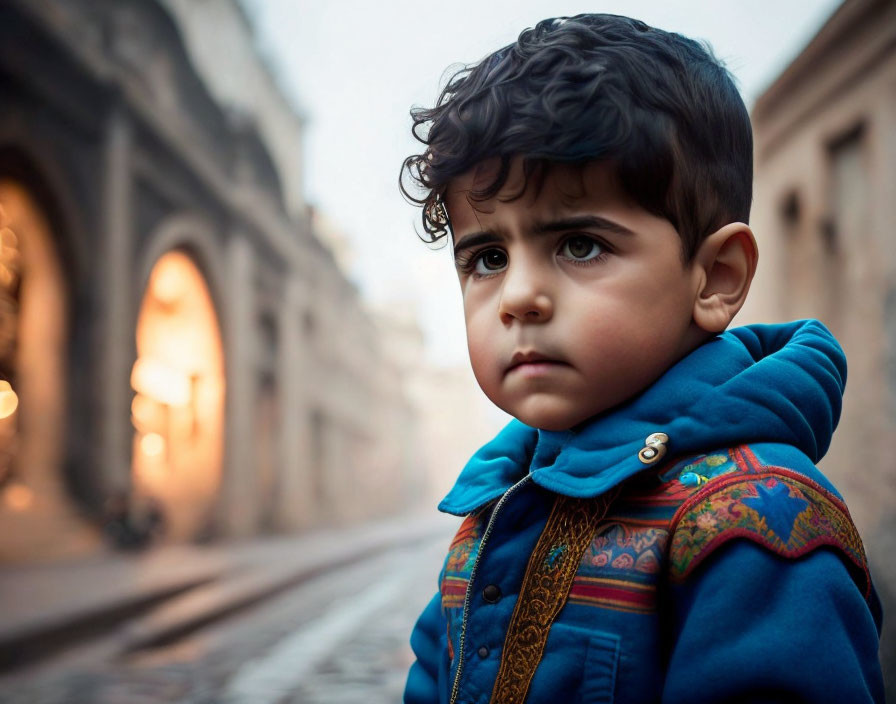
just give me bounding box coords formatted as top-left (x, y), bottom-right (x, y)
top-left (439, 319), bottom-right (846, 515)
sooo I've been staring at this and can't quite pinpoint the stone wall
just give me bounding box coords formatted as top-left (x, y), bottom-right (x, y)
top-left (745, 0), bottom-right (896, 689)
top-left (0, 0), bottom-right (418, 562)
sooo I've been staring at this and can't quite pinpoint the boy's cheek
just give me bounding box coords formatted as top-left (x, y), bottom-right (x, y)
top-left (466, 334), bottom-right (503, 399)
top-left (460, 278), bottom-right (497, 306)
top-left (466, 337), bottom-right (492, 384)
top-left (462, 300), bottom-right (497, 348)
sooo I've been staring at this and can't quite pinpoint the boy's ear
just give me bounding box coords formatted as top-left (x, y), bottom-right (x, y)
top-left (690, 223), bottom-right (758, 333)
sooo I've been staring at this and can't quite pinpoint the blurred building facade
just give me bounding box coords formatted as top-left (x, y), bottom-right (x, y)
top-left (744, 0), bottom-right (895, 684)
top-left (372, 307), bottom-right (507, 509)
top-left (746, 0), bottom-right (895, 538)
top-left (0, 0), bottom-right (419, 563)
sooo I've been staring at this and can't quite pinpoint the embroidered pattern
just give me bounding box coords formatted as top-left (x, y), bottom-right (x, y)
top-left (441, 511), bottom-right (486, 663)
top-left (489, 494), bottom-right (612, 704)
top-left (571, 522), bottom-right (669, 613)
top-left (567, 457), bottom-right (707, 614)
top-left (658, 445), bottom-right (763, 485)
top-left (441, 513), bottom-right (483, 609)
top-left (568, 446), bottom-right (781, 614)
top-left (669, 468), bottom-right (871, 598)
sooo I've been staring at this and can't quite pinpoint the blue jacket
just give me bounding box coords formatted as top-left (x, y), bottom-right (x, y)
top-left (405, 320), bottom-right (884, 703)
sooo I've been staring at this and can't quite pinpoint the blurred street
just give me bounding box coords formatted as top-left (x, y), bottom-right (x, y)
top-left (0, 521), bottom-right (452, 704)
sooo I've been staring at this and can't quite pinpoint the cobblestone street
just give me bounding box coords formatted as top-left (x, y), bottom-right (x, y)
top-left (0, 533), bottom-right (451, 703)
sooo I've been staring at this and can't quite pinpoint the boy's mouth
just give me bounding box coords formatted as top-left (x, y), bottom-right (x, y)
top-left (505, 351), bottom-right (568, 376)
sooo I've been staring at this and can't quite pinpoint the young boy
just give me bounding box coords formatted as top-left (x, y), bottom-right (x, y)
top-left (400, 14), bottom-right (884, 704)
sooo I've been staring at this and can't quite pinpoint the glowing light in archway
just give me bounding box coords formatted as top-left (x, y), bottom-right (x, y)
top-left (0, 381), bottom-right (18, 419)
top-left (139, 432), bottom-right (166, 458)
top-left (0, 181), bottom-right (69, 561)
top-left (131, 250), bottom-right (225, 541)
top-left (3, 483), bottom-right (33, 512)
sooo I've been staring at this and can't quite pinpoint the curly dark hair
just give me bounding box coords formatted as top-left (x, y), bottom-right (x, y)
top-left (399, 14), bottom-right (752, 261)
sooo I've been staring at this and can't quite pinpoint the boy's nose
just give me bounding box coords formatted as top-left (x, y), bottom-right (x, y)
top-left (498, 264), bottom-right (553, 324)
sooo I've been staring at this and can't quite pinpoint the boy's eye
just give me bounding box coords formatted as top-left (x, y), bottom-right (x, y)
top-left (560, 236), bottom-right (603, 261)
top-left (473, 248), bottom-right (508, 274)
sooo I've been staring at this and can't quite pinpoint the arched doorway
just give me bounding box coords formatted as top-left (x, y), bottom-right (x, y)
top-left (0, 181), bottom-right (96, 562)
top-left (131, 250), bottom-right (225, 541)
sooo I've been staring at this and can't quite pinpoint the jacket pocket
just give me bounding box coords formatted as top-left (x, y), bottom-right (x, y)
top-left (580, 632), bottom-right (620, 704)
top-left (527, 625), bottom-right (620, 703)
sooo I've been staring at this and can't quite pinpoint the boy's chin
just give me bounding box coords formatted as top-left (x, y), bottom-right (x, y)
top-left (505, 403), bottom-right (600, 433)
top-left (501, 392), bottom-right (635, 432)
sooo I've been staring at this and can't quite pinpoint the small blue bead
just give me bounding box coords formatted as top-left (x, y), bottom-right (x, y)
top-left (680, 472), bottom-right (701, 487)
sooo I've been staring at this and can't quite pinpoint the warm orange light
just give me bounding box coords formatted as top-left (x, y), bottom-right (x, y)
top-left (131, 393), bottom-right (161, 431)
top-left (0, 380), bottom-right (18, 419)
top-left (0, 265), bottom-right (14, 289)
top-left (0, 227), bottom-right (19, 289)
top-left (140, 432), bottom-right (166, 457)
top-left (3, 483), bottom-right (33, 512)
top-left (0, 226), bottom-right (18, 258)
top-left (133, 250), bottom-right (224, 541)
top-left (152, 260), bottom-right (189, 306)
top-left (131, 357), bottom-right (191, 406)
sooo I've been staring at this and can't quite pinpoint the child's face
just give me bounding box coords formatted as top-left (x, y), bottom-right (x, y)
top-left (445, 160), bottom-right (706, 431)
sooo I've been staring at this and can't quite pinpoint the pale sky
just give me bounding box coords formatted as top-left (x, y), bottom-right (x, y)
top-left (244, 0), bottom-right (842, 366)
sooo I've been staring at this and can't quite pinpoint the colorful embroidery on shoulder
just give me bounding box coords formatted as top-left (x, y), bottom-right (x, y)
top-left (441, 512), bottom-right (483, 609)
top-left (569, 488), bottom-right (679, 614)
top-left (668, 469), bottom-right (870, 598)
top-left (566, 451), bottom-right (747, 615)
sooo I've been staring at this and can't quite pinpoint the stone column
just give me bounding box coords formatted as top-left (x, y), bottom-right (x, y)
top-left (97, 103), bottom-right (134, 499)
top-left (323, 417), bottom-right (344, 525)
top-left (220, 230), bottom-right (256, 536)
top-left (273, 274), bottom-right (313, 531)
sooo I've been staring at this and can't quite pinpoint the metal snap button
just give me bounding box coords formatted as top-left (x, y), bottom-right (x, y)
top-left (477, 646), bottom-right (490, 659)
top-left (482, 584), bottom-right (502, 603)
top-left (638, 432), bottom-right (669, 464)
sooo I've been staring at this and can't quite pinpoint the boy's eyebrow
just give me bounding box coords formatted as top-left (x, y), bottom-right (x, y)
top-left (453, 215), bottom-right (634, 258)
top-left (453, 231), bottom-right (502, 258)
top-left (532, 215), bottom-right (635, 237)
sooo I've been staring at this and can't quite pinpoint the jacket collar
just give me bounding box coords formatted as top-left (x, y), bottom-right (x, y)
top-left (439, 319), bottom-right (846, 516)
